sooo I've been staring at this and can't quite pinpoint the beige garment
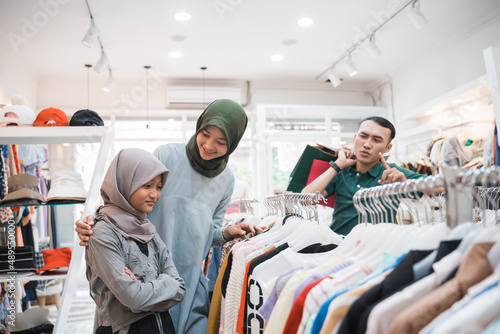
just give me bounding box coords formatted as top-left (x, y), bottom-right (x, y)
top-left (389, 242), bottom-right (494, 334)
top-left (320, 270), bottom-right (391, 334)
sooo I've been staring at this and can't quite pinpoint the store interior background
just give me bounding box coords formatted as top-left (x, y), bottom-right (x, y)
top-left (1, 0), bottom-right (500, 331)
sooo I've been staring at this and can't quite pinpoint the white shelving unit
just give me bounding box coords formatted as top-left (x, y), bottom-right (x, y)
top-left (0, 126), bottom-right (112, 334)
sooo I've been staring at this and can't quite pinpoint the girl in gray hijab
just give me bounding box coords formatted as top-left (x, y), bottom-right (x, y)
top-left (85, 148), bottom-right (186, 334)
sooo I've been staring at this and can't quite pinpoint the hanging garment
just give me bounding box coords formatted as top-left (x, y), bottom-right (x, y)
top-left (313, 253), bottom-right (405, 334)
top-left (389, 242), bottom-right (494, 334)
top-left (365, 241), bottom-right (463, 334)
top-left (0, 146), bottom-right (14, 224)
top-left (420, 269), bottom-right (500, 333)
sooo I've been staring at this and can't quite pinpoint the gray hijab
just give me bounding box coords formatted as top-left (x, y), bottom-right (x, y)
top-left (97, 148), bottom-right (169, 243)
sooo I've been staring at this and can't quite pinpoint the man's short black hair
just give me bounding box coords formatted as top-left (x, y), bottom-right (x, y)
top-left (359, 116), bottom-right (396, 141)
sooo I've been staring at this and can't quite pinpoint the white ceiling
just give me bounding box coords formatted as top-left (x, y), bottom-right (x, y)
top-left (1, 0), bottom-right (500, 88)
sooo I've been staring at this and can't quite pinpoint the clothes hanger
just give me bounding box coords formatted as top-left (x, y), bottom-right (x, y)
top-left (353, 188), bottom-right (369, 225)
top-left (455, 167), bottom-right (497, 254)
top-left (283, 193), bottom-right (343, 251)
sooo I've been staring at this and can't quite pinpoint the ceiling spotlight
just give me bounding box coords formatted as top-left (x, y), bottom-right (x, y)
top-left (344, 56), bottom-right (358, 77)
top-left (175, 12), bottom-right (192, 21)
top-left (408, 0), bottom-right (427, 29)
top-left (297, 17), bottom-right (314, 27)
top-left (327, 68), bottom-right (342, 87)
top-left (169, 51), bottom-right (183, 58)
top-left (270, 54), bottom-right (284, 62)
top-left (103, 69), bottom-right (115, 92)
top-left (82, 19), bottom-right (100, 48)
top-left (366, 36), bottom-right (381, 59)
top-left (94, 49), bottom-right (108, 73)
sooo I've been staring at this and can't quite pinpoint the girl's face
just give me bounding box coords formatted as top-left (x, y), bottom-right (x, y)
top-left (196, 125), bottom-right (228, 160)
top-left (129, 174), bottom-right (162, 213)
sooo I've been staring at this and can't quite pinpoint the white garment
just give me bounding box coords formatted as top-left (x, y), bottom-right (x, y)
top-left (223, 241), bottom-right (267, 334)
top-left (298, 259), bottom-right (378, 334)
top-left (248, 247), bottom-right (338, 334)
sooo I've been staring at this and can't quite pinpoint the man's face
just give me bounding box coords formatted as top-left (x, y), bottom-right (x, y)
top-left (353, 120), bottom-right (392, 166)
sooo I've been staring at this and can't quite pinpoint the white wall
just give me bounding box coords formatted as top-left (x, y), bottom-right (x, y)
top-left (391, 18), bottom-right (500, 121)
top-left (34, 76), bottom-right (375, 120)
top-left (0, 38), bottom-right (39, 108)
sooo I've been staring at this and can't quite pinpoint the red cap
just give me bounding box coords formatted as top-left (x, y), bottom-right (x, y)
top-left (37, 247), bottom-right (72, 273)
top-left (34, 108), bottom-right (68, 127)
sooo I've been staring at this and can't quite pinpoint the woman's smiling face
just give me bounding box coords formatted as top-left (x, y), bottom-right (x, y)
top-left (196, 125), bottom-right (228, 160)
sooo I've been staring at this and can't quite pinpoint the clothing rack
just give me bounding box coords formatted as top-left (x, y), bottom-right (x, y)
top-left (474, 186), bottom-right (500, 210)
top-left (264, 191), bottom-right (325, 223)
top-left (353, 174), bottom-right (446, 225)
top-left (353, 165), bottom-right (500, 227)
top-left (227, 198), bottom-right (258, 214)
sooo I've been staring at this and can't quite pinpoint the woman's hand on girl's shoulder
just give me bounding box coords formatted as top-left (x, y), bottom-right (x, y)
top-left (75, 215), bottom-right (95, 246)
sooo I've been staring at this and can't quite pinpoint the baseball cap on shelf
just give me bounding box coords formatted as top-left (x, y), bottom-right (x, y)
top-left (36, 247), bottom-right (72, 273)
top-left (0, 115), bottom-right (20, 127)
top-left (69, 109), bottom-right (104, 126)
top-left (1, 174), bottom-right (47, 204)
top-left (47, 170), bottom-right (87, 202)
top-left (0, 94), bottom-right (36, 126)
top-left (34, 107), bottom-right (68, 127)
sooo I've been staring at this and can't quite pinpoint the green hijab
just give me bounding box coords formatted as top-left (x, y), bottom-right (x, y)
top-left (185, 99), bottom-right (248, 177)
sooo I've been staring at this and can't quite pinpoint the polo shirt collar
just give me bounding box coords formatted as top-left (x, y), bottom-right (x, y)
top-left (349, 161), bottom-right (384, 177)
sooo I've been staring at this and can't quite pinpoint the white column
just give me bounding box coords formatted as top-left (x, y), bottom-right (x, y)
top-left (483, 47), bottom-right (500, 130)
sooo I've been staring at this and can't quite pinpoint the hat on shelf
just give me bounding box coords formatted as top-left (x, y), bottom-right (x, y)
top-left (70, 109), bottom-right (104, 126)
top-left (0, 94), bottom-right (36, 126)
top-left (0, 116), bottom-right (20, 127)
top-left (47, 170), bottom-right (87, 202)
top-left (6, 307), bottom-right (52, 333)
top-left (34, 107), bottom-right (68, 126)
top-left (1, 174), bottom-right (47, 204)
top-left (36, 247), bottom-right (72, 273)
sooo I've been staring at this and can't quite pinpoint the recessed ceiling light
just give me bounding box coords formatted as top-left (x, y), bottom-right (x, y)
top-left (169, 51), bottom-right (183, 58)
top-left (425, 110), bottom-right (436, 115)
top-left (171, 34), bottom-right (187, 42)
top-left (270, 54), bottom-right (284, 61)
top-left (174, 12), bottom-right (191, 21)
top-left (452, 99), bottom-right (463, 104)
top-left (297, 17), bottom-right (313, 27)
top-left (282, 39), bottom-right (298, 46)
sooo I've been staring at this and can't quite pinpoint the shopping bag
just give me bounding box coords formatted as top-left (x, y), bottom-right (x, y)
top-left (306, 159), bottom-right (335, 208)
top-left (286, 144), bottom-right (337, 208)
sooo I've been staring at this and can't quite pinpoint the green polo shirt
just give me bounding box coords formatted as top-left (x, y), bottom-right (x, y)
top-left (324, 161), bottom-right (426, 236)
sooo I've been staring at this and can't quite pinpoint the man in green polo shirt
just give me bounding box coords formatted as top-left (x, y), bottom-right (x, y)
top-left (302, 116), bottom-right (426, 236)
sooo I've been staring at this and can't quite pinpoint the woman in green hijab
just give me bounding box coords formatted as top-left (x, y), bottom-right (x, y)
top-left (77, 99), bottom-right (261, 333)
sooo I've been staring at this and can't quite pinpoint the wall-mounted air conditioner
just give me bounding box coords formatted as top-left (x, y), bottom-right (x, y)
top-left (165, 86), bottom-right (242, 109)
